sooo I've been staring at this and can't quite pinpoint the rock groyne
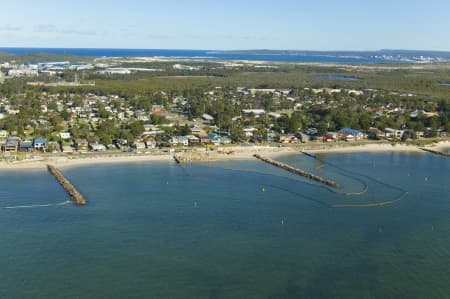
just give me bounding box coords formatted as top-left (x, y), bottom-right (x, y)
top-left (419, 148), bottom-right (450, 157)
top-left (47, 165), bottom-right (86, 205)
top-left (253, 154), bottom-right (341, 189)
top-left (173, 155), bottom-right (182, 165)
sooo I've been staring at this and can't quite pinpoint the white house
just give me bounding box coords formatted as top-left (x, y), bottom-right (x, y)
top-left (90, 144), bottom-right (106, 151)
top-left (170, 136), bottom-right (189, 146)
top-left (385, 128), bottom-right (404, 139)
top-left (97, 68), bottom-right (132, 75)
top-left (202, 113), bottom-right (214, 121)
top-left (62, 146), bottom-right (74, 153)
top-left (242, 109), bottom-right (265, 117)
top-left (59, 132), bottom-right (71, 140)
top-left (243, 127), bottom-right (257, 137)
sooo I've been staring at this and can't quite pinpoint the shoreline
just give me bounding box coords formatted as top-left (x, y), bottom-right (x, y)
top-left (0, 142), bottom-right (448, 171)
top-left (300, 143), bottom-right (424, 154)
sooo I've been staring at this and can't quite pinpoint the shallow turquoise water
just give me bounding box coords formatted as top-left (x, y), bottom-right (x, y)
top-left (0, 153), bottom-right (449, 299)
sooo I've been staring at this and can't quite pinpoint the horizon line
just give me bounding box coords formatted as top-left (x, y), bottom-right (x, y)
top-left (1, 46), bottom-right (450, 53)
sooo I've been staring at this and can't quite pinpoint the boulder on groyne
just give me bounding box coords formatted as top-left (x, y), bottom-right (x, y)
top-left (47, 165), bottom-right (86, 205)
top-left (419, 148), bottom-right (450, 157)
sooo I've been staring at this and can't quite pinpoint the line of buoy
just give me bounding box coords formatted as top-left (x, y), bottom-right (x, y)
top-left (47, 165), bottom-right (87, 205)
top-left (253, 154), bottom-right (341, 189)
top-left (301, 151), bottom-right (368, 196)
top-left (331, 192), bottom-right (409, 208)
top-left (300, 151), bottom-right (409, 207)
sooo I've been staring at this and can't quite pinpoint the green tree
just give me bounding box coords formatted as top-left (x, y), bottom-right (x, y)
top-left (128, 121), bottom-right (144, 137)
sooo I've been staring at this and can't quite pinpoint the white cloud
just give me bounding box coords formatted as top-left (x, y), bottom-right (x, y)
top-left (0, 25), bottom-right (22, 31)
top-left (34, 24), bottom-right (96, 35)
top-left (146, 34), bottom-right (173, 40)
top-left (34, 24), bottom-right (58, 33)
top-left (60, 29), bottom-right (96, 36)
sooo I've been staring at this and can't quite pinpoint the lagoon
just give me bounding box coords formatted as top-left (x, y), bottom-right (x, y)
top-left (316, 75), bottom-right (361, 81)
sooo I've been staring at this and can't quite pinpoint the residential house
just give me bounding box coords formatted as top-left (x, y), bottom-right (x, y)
top-left (190, 126), bottom-right (205, 136)
top-left (2, 137), bottom-right (20, 152)
top-left (248, 88), bottom-right (275, 95)
top-left (207, 133), bottom-right (221, 145)
top-left (62, 146), bottom-right (74, 153)
top-left (202, 113), bottom-right (214, 122)
top-left (170, 136), bottom-right (189, 146)
top-left (306, 128), bottom-right (319, 136)
top-left (280, 135), bottom-right (300, 144)
top-left (59, 131), bottom-right (71, 140)
top-left (242, 109), bottom-right (265, 117)
top-left (385, 128), bottom-right (404, 139)
top-left (75, 139), bottom-right (89, 151)
top-left (137, 112), bottom-right (150, 121)
top-left (151, 105), bottom-right (165, 113)
top-left (267, 132), bottom-right (280, 142)
top-left (219, 137), bottom-right (231, 144)
top-left (198, 134), bottom-right (211, 145)
top-left (344, 134), bottom-right (356, 142)
top-left (19, 140), bottom-right (33, 152)
top-left (187, 135), bottom-right (200, 145)
top-left (90, 143), bottom-right (106, 152)
top-left (268, 112), bottom-right (282, 119)
top-left (33, 138), bottom-right (47, 151)
top-left (144, 136), bottom-right (157, 149)
top-left (243, 127), bottom-right (257, 137)
top-left (293, 132), bottom-right (309, 143)
top-left (367, 128), bottom-right (385, 139)
top-left (133, 139), bottom-right (146, 150)
top-left (339, 128), bottom-right (364, 141)
top-left (114, 139), bottom-right (128, 147)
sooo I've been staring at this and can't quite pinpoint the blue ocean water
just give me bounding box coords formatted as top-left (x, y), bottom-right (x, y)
top-left (0, 48), bottom-right (397, 64)
top-left (0, 152), bottom-right (449, 299)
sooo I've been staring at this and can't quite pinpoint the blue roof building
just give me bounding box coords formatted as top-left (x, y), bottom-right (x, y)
top-left (340, 128), bottom-right (361, 136)
top-left (33, 138), bottom-right (47, 151)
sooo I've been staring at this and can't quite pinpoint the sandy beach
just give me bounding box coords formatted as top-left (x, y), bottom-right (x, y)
top-left (301, 143), bottom-right (424, 154)
top-left (0, 146), bottom-right (297, 171)
top-left (431, 140), bottom-right (450, 153)
top-left (0, 142), bottom-right (448, 171)
top-left (0, 154), bottom-right (174, 171)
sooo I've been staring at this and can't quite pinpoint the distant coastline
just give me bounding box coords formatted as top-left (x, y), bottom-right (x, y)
top-left (2, 48), bottom-right (447, 63)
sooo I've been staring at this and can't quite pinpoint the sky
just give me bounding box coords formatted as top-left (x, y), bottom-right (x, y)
top-left (1, 0), bottom-right (450, 51)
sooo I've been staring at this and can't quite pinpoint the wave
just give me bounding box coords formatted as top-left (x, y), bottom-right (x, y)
top-left (0, 200), bottom-right (72, 209)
